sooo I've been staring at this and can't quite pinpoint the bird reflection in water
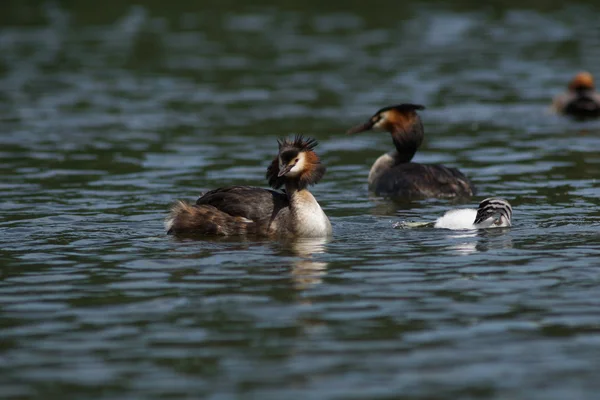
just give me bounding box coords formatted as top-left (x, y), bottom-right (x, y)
top-left (444, 229), bottom-right (513, 255)
top-left (277, 237), bottom-right (330, 290)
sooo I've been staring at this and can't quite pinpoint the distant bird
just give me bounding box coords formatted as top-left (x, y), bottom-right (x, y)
top-left (395, 198), bottom-right (513, 230)
top-left (552, 71), bottom-right (600, 119)
top-left (165, 135), bottom-right (332, 237)
top-left (347, 104), bottom-right (475, 199)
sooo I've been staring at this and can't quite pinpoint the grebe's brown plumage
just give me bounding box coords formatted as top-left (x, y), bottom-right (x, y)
top-left (347, 104), bottom-right (475, 199)
top-left (552, 71), bottom-right (600, 119)
top-left (165, 135), bottom-right (332, 237)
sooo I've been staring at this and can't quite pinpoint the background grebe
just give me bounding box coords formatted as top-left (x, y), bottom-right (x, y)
top-left (165, 135), bottom-right (332, 237)
top-left (552, 71), bottom-right (600, 119)
top-left (396, 198), bottom-right (512, 230)
top-left (347, 104), bottom-right (475, 198)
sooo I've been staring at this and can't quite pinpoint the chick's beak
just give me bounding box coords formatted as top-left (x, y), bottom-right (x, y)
top-left (278, 163), bottom-right (293, 177)
top-left (346, 120), bottom-right (374, 134)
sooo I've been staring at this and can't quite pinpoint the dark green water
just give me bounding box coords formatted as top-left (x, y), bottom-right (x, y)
top-left (1, 1), bottom-right (600, 399)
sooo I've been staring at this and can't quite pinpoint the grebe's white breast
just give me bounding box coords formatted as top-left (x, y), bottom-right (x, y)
top-left (368, 151), bottom-right (396, 187)
top-left (290, 190), bottom-right (332, 237)
top-left (434, 208), bottom-right (478, 230)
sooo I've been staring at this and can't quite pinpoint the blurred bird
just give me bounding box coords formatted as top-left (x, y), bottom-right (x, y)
top-left (552, 71), bottom-right (600, 119)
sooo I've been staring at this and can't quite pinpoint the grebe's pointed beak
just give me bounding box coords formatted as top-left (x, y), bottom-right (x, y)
top-left (278, 163), bottom-right (293, 177)
top-left (346, 120), bottom-right (374, 134)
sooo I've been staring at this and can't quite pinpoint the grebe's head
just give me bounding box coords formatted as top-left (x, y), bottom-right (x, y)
top-left (266, 135), bottom-right (326, 189)
top-left (347, 103), bottom-right (426, 162)
top-left (347, 104), bottom-right (425, 134)
top-left (568, 71), bottom-right (595, 92)
top-left (474, 198), bottom-right (512, 228)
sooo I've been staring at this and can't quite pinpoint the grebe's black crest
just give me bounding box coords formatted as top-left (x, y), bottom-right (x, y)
top-left (376, 103), bottom-right (426, 114)
top-left (278, 134), bottom-right (319, 153)
top-left (474, 198), bottom-right (512, 225)
top-left (347, 103), bottom-right (426, 135)
top-left (266, 135), bottom-right (326, 190)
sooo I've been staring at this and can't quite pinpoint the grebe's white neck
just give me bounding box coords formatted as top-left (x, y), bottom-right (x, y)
top-left (368, 150), bottom-right (401, 187)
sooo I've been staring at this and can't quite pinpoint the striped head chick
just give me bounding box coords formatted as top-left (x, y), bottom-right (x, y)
top-left (433, 198), bottom-right (512, 230)
top-left (473, 198), bottom-right (512, 228)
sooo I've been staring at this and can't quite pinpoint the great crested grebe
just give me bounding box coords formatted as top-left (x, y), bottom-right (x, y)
top-left (347, 104), bottom-right (475, 198)
top-left (165, 135), bottom-right (332, 238)
top-left (552, 71), bottom-right (600, 118)
top-left (395, 197), bottom-right (512, 230)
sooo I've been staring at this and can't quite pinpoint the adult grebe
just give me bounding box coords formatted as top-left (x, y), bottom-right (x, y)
top-left (395, 198), bottom-right (512, 230)
top-left (165, 135), bottom-right (332, 237)
top-left (347, 104), bottom-right (475, 198)
top-left (552, 71), bottom-right (600, 119)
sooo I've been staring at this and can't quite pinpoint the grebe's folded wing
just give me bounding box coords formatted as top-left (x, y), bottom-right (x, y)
top-left (196, 186), bottom-right (288, 221)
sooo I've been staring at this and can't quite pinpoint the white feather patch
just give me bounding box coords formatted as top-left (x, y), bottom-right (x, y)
top-left (434, 208), bottom-right (478, 230)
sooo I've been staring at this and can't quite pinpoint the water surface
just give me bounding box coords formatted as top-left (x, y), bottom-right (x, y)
top-left (1, 1), bottom-right (600, 399)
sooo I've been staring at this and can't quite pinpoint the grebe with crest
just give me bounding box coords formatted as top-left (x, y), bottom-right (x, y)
top-left (165, 135), bottom-right (332, 237)
top-left (347, 104), bottom-right (475, 198)
top-left (552, 71), bottom-right (600, 119)
top-left (395, 198), bottom-right (512, 230)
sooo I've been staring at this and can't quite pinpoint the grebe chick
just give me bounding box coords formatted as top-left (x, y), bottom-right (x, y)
top-left (552, 71), bottom-right (600, 119)
top-left (433, 198), bottom-right (512, 230)
top-left (347, 104), bottom-right (475, 199)
top-left (395, 198), bottom-right (512, 230)
top-left (165, 135), bottom-right (332, 238)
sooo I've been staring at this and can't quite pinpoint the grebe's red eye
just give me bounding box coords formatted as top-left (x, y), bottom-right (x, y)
top-left (295, 158), bottom-right (299, 162)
